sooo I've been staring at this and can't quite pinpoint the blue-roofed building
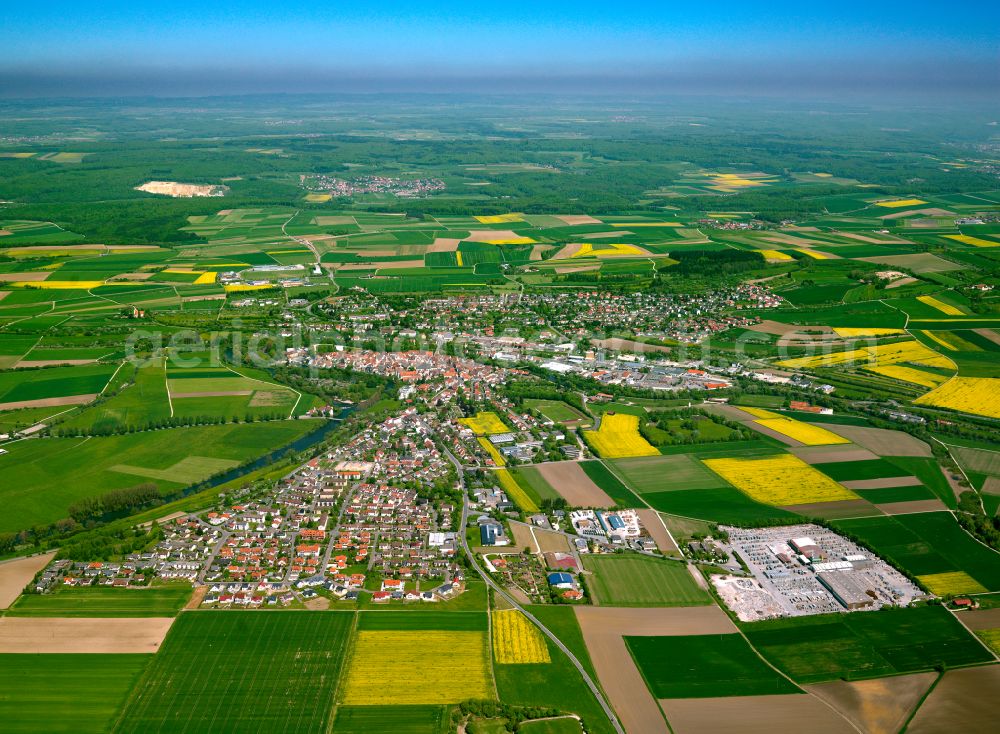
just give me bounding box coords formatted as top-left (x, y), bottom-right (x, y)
top-left (480, 522), bottom-right (508, 546)
top-left (547, 572), bottom-right (575, 589)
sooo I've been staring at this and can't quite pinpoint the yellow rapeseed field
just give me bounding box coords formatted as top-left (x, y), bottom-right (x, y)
top-left (341, 630), bottom-right (492, 705)
top-left (917, 295), bottom-right (964, 316)
top-left (193, 272), bottom-right (217, 285)
top-left (704, 454), bottom-right (859, 506)
top-left (916, 572), bottom-right (988, 596)
top-left (779, 339), bottom-right (954, 371)
top-left (484, 237), bottom-right (536, 245)
top-left (759, 249), bottom-right (793, 261)
top-left (794, 248), bottom-right (832, 260)
top-left (875, 198), bottom-right (927, 208)
top-left (475, 213), bottom-right (524, 224)
top-left (460, 411), bottom-right (510, 435)
top-left (493, 610), bottom-right (550, 664)
top-left (223, 284), bottom-right (275, 292)
top-left (864, 364), bottom-right (948, 389)
top-left (456, 252), bottom-right (464, 267)
top-left (305, 192), bottom-right (332, 202)
top-left (741, 408), bottom-right (850, 446)
top-left (914, 377), bottom-right (1000, 419)
top-left (943, 234), bottom-right (1000, 248)
top-left (583, 412), bottom-right (659, 458)
top-left (495, 469), bottom-right (540, 513)
top-left (610, 222), bottom-right (683, 227)
top-left (477, 437), bottom-right (506, 467)
top-left (570, 243), bottom-right (646, 258)
top-left (9, 280), bottom-right (105, 289)
top-left (976, 629), bottom-right (1000, 656)
top-left (921, 330), bottom-right (981, 352)
top-left (832, 328), bottom-right (906, 337)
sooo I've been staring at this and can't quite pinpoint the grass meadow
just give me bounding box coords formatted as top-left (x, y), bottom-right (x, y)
top-left (583, 555), bottom-right (710, 607)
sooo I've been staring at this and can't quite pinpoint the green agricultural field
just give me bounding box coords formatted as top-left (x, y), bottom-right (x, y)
top-left (578, 460), bottom-right (643, 507)
top-left (60, 359), bottom-right (171, 431)
top-left (641, 486), bottom-right (798, 524)
top-left (511, 466), bottom-right (562, 503)
top-left (582, 555), bottom-right (711, 607)
top-left (813, 458), bottom-right (913, 482)
top-left (741, 605), bottom-right (992, 683)
top-left (518, 719), bottom-right (584, 734)
top-left (115, 611), bottom-right (354, 734)
top-left (7, 583), bottom-right (192, 617)
top-left (834, 512), bottom-right (1000, 591)
top-left (331, 706), bottom-right (450, 734)
top-left (625, 634), bottom-right (800, 698)
top-left (0, 654), bottom-right (150, 734)
top-left (609, 454), bottom-right (731, 493)
top-left (355, 610), bottom-right (488, 631)
top-left (0, 420), bottom-right (314, 531)
top-left (0, 362), bottom-right (117, 406)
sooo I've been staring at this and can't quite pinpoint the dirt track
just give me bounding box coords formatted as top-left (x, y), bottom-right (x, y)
top-left (841, 476), bottom-right (920, 490)
top-left (875, 499), bottom-right (948, 515)
top-left (0, 552), bottom-right (56, 608)
top-left (534, 462), bottom-right (614, 508)
top-left (0, 617), bottom-right (175, 653)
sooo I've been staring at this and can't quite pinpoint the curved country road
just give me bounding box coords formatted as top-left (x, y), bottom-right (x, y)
top-left (446, 449), bottom-right (626, 734)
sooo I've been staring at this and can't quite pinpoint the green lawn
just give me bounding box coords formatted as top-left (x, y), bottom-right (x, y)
top-left (583, 555), bottom-right (710, 607)
top-left (0, 654), bottom-right (150, 734)
top-left (115, 611), bottom-right (354, 734)
top-left (741, 605), bottom-right (992, 683)
top-left (0, 420), bottom-right (314, 532)
top-left (524, 399), bottom-right (591, 425)
top-left (7, 584), bottom-right (192, 617)
top-left (626, 634), bottom-right (800, 698)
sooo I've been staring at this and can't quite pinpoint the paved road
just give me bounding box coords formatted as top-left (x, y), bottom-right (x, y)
top-left (446, 449), bottom-right (625, 734)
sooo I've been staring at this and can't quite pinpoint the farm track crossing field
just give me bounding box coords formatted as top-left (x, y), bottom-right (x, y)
top-left (583, 555), bottom-right (710, 607)
top-left (7, 584), bottom-right (192, 616)
top-left (0, 654), bottom-right (150, 734)
top-left (115, 611), bottom-right (354, 734)
top-left (741, 606), bottom-right (992, 683)
top-left (626, 634), bottom-right (800, 698)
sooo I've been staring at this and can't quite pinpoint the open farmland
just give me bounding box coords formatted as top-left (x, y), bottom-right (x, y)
top-left (739, 407), bottom-right (851, 445)
top-left (0, 420), bottom-right (314, 531)
top-left (627, 634), bottom-right (800, 698)
top-left (914, 376), bottom-right (1000, 419)
top-left (0, 552), bottom-right (56, 608)
top-left (0, 654), bottom-right (150, 734)
top-left (115, 612), bottom-right (353, 734)
top-left (493, 609), bottom-right (550, 663)
top-left (583, 555), bottom-right (710, 607)
top-left (7, 583), bottom-right (192, 617)
top-left (658, 694), bottom-right (854, 734)
top-left (460, 411), bottom-right (510, 435)
top-left (703, 453), bottom-right (859, 506)
top-left (583, 413), bottom-right (659, 458)
top-left (741, 605), bottom-right (992, 683)
top-left (906, 666), bottom-right (1000, 733)
top-left (340, 628), bottom-right (492, 704)
top-left (534, 461), bottom-right (616, 507)
top-left (610, 454), bottom-right (730, 494)
top-left (331, 706), bottom-right (450, 734)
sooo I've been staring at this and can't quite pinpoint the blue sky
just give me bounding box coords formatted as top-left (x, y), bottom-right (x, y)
top-left (2, 2), bottom-right (997, 96)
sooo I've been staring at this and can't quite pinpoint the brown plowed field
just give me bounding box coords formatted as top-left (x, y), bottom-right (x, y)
top-left (659, 694), bottom-right (852, 734)
top-left (0, 552), bottom-right (56, 609)
top-left (906, 666), bottom-right (1000, 733)
top-left (535, 461), bottom-right (615, 507)
top-left (0, 617), bottom-right (175, 653)
top-left (806, 673), bottom-right (936, 734)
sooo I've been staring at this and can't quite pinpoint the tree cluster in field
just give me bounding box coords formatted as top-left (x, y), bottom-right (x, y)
top-left (453, 700), bottom-right (570, 734)
top-left (641, 408), bottom-right (752, 446)
top-left (68, 483), bottom-right (162, 524)
top-left (664, 249), bottom-right (766, 277)
top-left (56, 524), bottom-right (164, 563)
top-left (957, 491), bottom-right (1000, 554)
top-left (273, 364), bottom-right (394, 405)
top-left (52, 411), bottom-right (293, 437)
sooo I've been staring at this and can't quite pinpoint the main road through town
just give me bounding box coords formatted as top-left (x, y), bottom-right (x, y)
top-left (445, 449), bottom-right (626, 734)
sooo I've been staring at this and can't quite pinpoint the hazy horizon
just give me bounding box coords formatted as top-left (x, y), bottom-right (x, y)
top-left (2, 1), bottom-right (997, 99)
